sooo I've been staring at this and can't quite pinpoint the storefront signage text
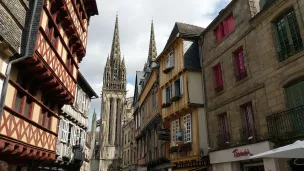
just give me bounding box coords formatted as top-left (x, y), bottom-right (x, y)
top-left (232, 149), bottom-right (252, 158)
top-left (173, 157), bottom-right (210, 170)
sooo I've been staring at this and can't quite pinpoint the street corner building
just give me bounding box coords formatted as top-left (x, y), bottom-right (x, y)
top-left (155, 22), bottom-right (210, 171)
top-left (200, 0), bottom-right (304, 171)
top-left (0, 0), bottom-right (98, 170)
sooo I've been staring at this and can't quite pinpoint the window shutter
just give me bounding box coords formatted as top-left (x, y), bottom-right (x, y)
top-left (170, 51), bottom-right (174, 67)
top-left (223, 19), bottom-right (229, 36)
top-left (180, 76), bottom-right (183, 95)
top-left (218, 65), bottom-right (223, 86)
top-left (240, 50), bottom-right (245, 72)
top-left (58, 120), bottom-right (63, 141)
top-left (65, 122), bottom-right (69, 142)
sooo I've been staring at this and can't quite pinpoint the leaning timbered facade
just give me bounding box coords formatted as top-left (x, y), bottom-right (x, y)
top-left (0, 0), bottom-right (98, 170)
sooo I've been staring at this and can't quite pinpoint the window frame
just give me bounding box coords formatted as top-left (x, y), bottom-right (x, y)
top-left (212, 63), bottom-right (223, 90)
top-left (274, 9), bottom-right (303, 62)
top-left (234, 47), bottom-right (247, 80)
top-left (184, 114), bottom-right (192, 143)
top-left (171, 119), bottom-right (180, 146)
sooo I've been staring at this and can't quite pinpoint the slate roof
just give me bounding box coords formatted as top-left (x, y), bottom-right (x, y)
top-left (162, 22), bottom-right (204, 53)
top-left (132, 71), bottom-right (145, 106)
top-left (158, 22), bottom-right (204, 70)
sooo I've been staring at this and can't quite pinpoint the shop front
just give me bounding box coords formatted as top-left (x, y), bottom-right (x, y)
top-left (210, 141), bottom-right (280, 171)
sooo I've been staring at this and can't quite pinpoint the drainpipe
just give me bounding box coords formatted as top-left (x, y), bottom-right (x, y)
top-left (198, 35), bottom-right (211, 151)
top-left (0, 0), bottom-right (40, 119)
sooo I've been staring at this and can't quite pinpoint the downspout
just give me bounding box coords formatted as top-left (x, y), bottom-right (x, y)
top-left (198, 35), bottom-right (211, 152)
top-left (0, 0), bottom-right (39, 119)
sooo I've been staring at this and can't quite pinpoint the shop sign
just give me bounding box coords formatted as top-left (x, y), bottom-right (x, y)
top-left (232, 149), bottom-right (252, 158)
top-left (173, 157), bottom-right (210, 170)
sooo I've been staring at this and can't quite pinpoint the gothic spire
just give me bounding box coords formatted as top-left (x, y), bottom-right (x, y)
top-left (121, 56), bottom-right (125, 68)
top-left (147, 20), bottom-right (157, 64)
top-left (110, 14), bottom-right (121, 60)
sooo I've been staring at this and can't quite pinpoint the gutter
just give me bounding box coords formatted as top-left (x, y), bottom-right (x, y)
top-left (0, 0), bottom-right (42, 119)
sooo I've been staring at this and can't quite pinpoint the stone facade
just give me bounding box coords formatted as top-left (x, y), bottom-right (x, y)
top-left (122, 97), bottom-right (136, 171)
top-left (202, 0), bottom-right (304, 170)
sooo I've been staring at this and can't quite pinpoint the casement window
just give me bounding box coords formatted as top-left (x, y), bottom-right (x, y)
top-left (66, 56), bottom-right (73, 74)
top-left (81, 92), bottom-right (86, 112)
top-left (152, 91), bottom-right (156, 108)
top-left (234, 48), bottom-right (247, 80)
top-left (166, 86), bottom-right (171, 102)
top-left (60, 120), bottom-right (69, 143)
top-left (241, 102), bottom-right (254, 129)
top-left (173, 76), bottom-right (183, 97)
top-left (217, 113), bottom-right (229, 145)
top-left (171, 119), bottom-right (180, 145)
top-left (285, 81), bottom-right (304, 109)
top-left (213, 63), bottom-right (223, 90)
top-left (275, 10), bottom-right (303, 62)
top-left (165, 50), bottom-right (174, 69)
top-left (14, 73), bottom-right (35, 118)
top-left (215, 15), bottom-right (235, 42)
top-left (184, 114), bottom-right (192, 143)
top-left (67, 124), bottom-right (73, 146)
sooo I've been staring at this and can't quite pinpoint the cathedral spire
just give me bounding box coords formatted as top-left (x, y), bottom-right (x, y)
top-left (147, 20), bottom-right (157, 64)
top-left (110, 14), bottom-right (121, 60)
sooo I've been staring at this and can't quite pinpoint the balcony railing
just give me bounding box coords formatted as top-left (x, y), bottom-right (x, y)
top-left (267, 105), bottom-right (304, 141)
top-left (217, 132), bottom-right (230, 149)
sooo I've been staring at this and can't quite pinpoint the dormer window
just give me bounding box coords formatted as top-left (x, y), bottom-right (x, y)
top-left (163, 50), bottom-right (174, 73)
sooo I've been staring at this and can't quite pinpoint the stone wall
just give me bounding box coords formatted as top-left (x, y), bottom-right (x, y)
top-left (202, 0), bottom-right (304, 150)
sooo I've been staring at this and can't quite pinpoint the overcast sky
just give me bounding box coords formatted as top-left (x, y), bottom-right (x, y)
top-left (80, 0), bottom-right (231, 130)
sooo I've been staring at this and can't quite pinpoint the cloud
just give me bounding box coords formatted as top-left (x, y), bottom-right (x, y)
top-left (127, 83), bottom-right (135, 98)
top-left (82, 0), bottom-right (232, 129)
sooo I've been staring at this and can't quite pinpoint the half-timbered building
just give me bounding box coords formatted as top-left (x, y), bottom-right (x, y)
top-left (38, 72), bottom-right (98, 170)
top-left (156, 22), bottom-right (210, 171)
top-left (133, 21), bottom-right (171, 171)
top-left (0, 0), bottom-right (98, 170)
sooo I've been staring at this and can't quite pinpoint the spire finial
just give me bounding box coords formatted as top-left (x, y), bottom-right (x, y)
top-left (147, 20), bottom-right (157, 65)
top-left (109, 14), bottom-right (121, 60)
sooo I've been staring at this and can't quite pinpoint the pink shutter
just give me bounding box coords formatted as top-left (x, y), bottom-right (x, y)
top-left (216, 23), bottom-right (224, 42)
top-left (223, 20), bottom-right (229, 36)
top-left (227, 15), bottom-right (235, 33)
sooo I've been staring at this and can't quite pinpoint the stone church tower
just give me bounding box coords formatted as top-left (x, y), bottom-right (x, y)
top-left (99, 14), bottom-right (126, 171)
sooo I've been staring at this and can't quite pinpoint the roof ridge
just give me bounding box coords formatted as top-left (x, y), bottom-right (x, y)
top-left (176, 22), bottom-right (204, 29)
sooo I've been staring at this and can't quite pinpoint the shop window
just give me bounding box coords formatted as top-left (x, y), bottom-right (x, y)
top-left (275, 9), bottom-right (303, 62)
top-left (213, 63), bottom-right (223, 91)
top-left (234, 47), bottom-right (247, 80)
top-left (184, 114), bottom-right (192, 143)
top-left (215, 14), bottom-right (235, 42)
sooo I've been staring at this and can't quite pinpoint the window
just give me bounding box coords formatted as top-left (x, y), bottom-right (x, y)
top-left (14, 92), bottom-right (23, 113)
top-left (241, 102), bottom-right (255, 138)
top-left (40, 110), bottom-right (52, 129)
top-left (152, 91), bottom-right (156, 108)
top-left (23, 98), bottom-right (33, 118)
top-left (173, 76), bottom-right (183, 98)
top-left (165, 50), bottom-right (174, 69)
top-left (184, 114), bottom-right (192, 143)
top-left (171, 119), bottom-right (180, 145)
top-left (275, 10), bottom-right (303, 62)
top-left (215, 15), bottom-right (235, 42)
top-left (217, 113), bottom-right (229, 146)
top-left (213, 63), bottom-right (223, 90)
top-left (166, 86), bottom-right (171, 102)
top-left (285, 81), bottom-right (304, 108)
top-left (234, 48), bottom-right (246, 80)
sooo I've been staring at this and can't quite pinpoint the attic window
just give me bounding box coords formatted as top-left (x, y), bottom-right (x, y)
top-left (163, 50), bottom-right (174, 73)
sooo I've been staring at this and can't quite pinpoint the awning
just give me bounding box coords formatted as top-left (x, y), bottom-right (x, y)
top-left (250, 140), bottom-right (304, 159)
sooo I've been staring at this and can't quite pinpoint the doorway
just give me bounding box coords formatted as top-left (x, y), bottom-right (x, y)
top-left (244, 163), bottom-right (264, 171)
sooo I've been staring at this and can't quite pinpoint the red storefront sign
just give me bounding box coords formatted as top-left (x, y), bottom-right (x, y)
top-left (232, 149), bottom-right (252, 158)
